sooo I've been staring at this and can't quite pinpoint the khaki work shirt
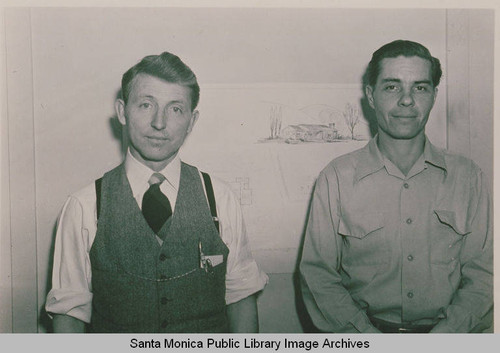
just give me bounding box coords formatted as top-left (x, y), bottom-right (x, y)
top-left (300, 136), bottom-right (492, 333)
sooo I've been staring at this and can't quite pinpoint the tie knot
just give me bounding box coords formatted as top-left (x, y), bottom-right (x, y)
top-left (148, 173), bottom-right (166, 186)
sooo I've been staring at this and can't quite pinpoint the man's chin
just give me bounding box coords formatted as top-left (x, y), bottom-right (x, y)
top-left (143, 153), bottom-right (176, 163)
top-left (394, 135), bottom-right (419, 140)
top-left (382, 130), bottom-right (424, 141)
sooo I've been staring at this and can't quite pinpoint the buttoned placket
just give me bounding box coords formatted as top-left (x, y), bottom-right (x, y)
top-left (400, 177), bottom-right (415, 313)
top-left (399, 164), bottom-right (428, 321)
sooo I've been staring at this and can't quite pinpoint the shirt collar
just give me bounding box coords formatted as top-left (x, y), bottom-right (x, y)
top-left (354, 135), bottom-right (447, 182)
top-left (124, 149), bottom-right (181, 198)
top-left (354, 136), bottom-right (386, 182)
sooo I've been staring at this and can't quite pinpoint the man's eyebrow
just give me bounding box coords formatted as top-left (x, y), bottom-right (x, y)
top-left (167, 99), bottom-right (188, 105)
top-left (414, 80), bottom-right (433, 85)
top-left (380, 78), bottom-right (401, 83)
top-left (137, 94), bottom-right (156, 99)
top-left (136, 96), bottom-right (187, 104)
top-left (379, 78), bottom-right (432, 85)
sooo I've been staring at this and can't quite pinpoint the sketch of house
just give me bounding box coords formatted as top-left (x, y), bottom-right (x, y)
top-left (281, 123), bottom-right (338, 143)
top-left (259, 97), bottom-right (369, 144)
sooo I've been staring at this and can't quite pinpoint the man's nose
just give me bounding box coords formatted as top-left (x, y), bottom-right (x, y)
top-left (151, 109), bottom-right (167, 130)
top-left (398, 89), bottom-right (415, 107)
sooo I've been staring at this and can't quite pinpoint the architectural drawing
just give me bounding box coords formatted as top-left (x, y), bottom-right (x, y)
top-left (229, 177), bottom-right (252, 206)
top-left (260, 100), bottom-right (369, 144)
top-left (282, 123), bottom-right (339, 143)
top-left (343, 102), bottom-right (362, 140)
top-left (269, 105), bottom-right (283, 140)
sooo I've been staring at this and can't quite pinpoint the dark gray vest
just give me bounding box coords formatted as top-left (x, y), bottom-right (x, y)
top-left (89, 162), bottom-right (229, 333)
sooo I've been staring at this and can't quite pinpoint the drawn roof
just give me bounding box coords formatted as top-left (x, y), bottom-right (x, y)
top-left (285, 124), bottom-right (338, 132)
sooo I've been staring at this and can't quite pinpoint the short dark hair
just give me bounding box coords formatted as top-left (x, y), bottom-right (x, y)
top-left (366, 40), bottom-right (442, 87)
top-left (121, 52), bottom-right (200, 110)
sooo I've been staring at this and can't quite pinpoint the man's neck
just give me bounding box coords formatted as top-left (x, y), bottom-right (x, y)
top-left (377, 131), bottom-right (425, 176)
top-left (128, 149), bottom-right (177, 173)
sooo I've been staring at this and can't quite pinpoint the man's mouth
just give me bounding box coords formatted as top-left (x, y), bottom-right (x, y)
top-left (392, 114), bottom-right (417, 119)
top-left (147, 136), bottom-right (168, 141)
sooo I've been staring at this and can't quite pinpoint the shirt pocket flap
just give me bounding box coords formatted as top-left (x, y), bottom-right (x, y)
top-left (338, 213), bottom-right (384, 239)
top-left (434, 210), bottom-right (470, 235)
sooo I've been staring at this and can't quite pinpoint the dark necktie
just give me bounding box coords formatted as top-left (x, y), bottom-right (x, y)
top-left (142, 173), bottom-right (172, 235)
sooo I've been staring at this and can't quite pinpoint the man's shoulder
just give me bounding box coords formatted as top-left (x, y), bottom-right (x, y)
top-left (436, 146), bottom-right (483, 175)
top-left (70, 178), bottom-right (100, 204)
top-left (61, 180), bottom-right (97, 216)
top-left (320, 143), bottom-right (370, 176)
top-left (69, 165), bottom-right (123, 204)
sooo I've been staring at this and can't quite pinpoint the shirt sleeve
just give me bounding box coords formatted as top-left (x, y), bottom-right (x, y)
top-left (299, 168), bottom-right (380, 333)
top-left (213, 178), bottom-right (268, 305)
top-left (430, 169), bottom-right (493, 333)
top-left (45, 192), bottom-right (95, 324)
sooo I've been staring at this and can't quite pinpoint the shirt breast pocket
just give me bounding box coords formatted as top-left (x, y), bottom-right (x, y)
top-left (432, 209), bottom-right (470, 265)
top-left (338, 212), bottom-right (388, 267)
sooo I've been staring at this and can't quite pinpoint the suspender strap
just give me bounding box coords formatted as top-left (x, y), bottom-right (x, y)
top-left (202, 171), bottom-right (219, 233)
top-left (96, 173), bottom-right (219, 233)
top-left (95, 177), bottom-right (102, 220)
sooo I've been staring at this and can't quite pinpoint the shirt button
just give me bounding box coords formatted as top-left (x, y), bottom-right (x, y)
top-left (403, 183), bottom-right (409, 189)
top-left (407, 255), bottom-right (414, 261)
top-left (159, 254), bottom-right (167, 261)
top-left (161, 320), bottom-right (168, 328)
top-left (406, 218), bottom-right (412, 224)
top-left (407, 291), bottom-right (414, 299)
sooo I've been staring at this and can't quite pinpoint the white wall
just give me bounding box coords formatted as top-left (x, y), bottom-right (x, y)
top-left (0, 6), bottom-right (13, 334)
top-left (1, 7), bottom-right (494, 332)
top-left (447, 10), bottom-right (494, 187)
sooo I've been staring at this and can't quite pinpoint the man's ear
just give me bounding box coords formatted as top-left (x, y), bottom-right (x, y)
top-left (187, 110), bottom-right (199, 134)
top-left (365, 85), bottom-right (375, 109)
top-left (115, 99), bottom-right (126, 126)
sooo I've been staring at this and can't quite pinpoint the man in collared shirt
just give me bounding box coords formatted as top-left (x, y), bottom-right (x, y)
top-left (300, 40), bottom-right (492, 333)
top-left (46, 52), bottom-right (268, 333)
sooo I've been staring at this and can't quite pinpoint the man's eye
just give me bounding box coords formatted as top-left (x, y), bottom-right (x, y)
top-left (171, 106), bottom-right (183, 114)
top-left (415, 86), bottom-right (428, 92)
top-left (139, 102), bottom-right (152, 109)
top-left (384, 85), bottom-right (398, 92)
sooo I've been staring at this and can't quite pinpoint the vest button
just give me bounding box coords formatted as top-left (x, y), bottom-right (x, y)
top-left (159, 254), bottom-right (167, 261)
top-left (160, 297), bottom-right (169, 305)
top-left (161, 320), bottom-right (168, 328)
top-left (159, 274), bottom-right (167, 280)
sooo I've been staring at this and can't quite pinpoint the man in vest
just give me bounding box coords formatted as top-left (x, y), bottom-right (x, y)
top-left (46, 52), bottom-right (268, 333)
top-left (300, 40), bottom-right (492, 333)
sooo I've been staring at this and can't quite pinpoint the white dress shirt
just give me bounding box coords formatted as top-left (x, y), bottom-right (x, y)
top-left (45, 151), bottom-right (268, 324)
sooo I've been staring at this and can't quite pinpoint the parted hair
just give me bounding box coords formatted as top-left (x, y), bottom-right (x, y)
top-left (366, 40), bottom-right (442, 88)
top-left (121, 52), bottom-right (200, 110)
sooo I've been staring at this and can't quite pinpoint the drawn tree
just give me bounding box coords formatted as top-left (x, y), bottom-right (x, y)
top-left (269, 105), bottom-right (282, 139)
top-left (343, 103), bottom-right (361, 140)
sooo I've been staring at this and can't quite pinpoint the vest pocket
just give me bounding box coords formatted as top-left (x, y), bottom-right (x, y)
top-left (338, 212), bottom-right (388, 266)
top-left (431, 210), bottom-right (470, 265)
top-left (91, 268), bottom-right (155, 330)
